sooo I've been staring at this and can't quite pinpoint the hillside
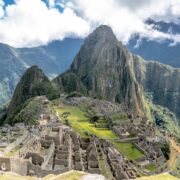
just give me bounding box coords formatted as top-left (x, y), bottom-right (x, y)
top-left (3, 66), bottom-right (58, 124)
top-left (128, 20), bottom-right (180, 68)
top-left (133, 55), bottom-right (180, 121)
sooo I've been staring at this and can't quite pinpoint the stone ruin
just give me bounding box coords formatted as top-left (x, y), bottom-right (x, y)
top-left (112, 119), bottom-right (155, 140)
top-left (134, 137), bottom-right (168, 173)
top-left (0, 118), bottom-right (142, 179)
top-left (0, 101), bottom-right (169, 179)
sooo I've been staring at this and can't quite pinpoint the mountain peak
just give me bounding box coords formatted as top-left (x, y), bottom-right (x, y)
top-left (93, 25), bottom-right (114, 35)
top-left (5, 66), bottom-right (58, 123)
top-left (85, 25), bottom-right (117, 45)
top-left (61, 25), bottom-right (145, 117)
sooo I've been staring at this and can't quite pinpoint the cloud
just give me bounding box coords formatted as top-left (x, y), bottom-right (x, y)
top-left (0, 0), bottom-right (180, 47)
top-left (67, 0), bottom-right (180, 43)
top-left (0, 0), bottom-right (4, 17)
top-left (0, 0), bottom-right (89, 47)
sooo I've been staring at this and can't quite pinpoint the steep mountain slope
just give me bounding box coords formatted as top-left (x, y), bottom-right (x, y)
top-left (0, 38), bottom-right (83, 107)
top-left (4, 66), bottom-right (58, 123)
top-left (53, 25), bottom-right (145, 117)
top-left (133, 55), bottom-right (180, 120)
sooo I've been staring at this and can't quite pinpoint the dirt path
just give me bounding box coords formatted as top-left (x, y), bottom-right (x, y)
top-left (166, 136), bottom-right (180, 169)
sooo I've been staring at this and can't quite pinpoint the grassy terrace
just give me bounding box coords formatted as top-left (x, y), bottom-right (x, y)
top-left (145, 163), bottom-right (158, 171)
top-left (56, 105), bottom-right (118, 139)
top-left (0, 171), bottom-right (87, 180)
top-left (112, 142), bottom-right (144, 161)
top-left (56, 104), bottom-right (145, 162)
top-left (136, 173), bottom-right (179, 180)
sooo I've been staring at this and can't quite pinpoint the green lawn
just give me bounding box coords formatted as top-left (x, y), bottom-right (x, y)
top-left (56, 105), bottom-right (118, 139)
top-left (112, 142), bottom-right (144, 161)
top-left (145, 163), bottom-right (158, 171)
top-left (99, 159), bottom-right (113, 179)
top-left (136, 173), bottom-right (179, 180)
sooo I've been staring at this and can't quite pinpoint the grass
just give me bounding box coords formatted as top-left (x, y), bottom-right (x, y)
top-left (56, 105), bottom-right (118, 139)
top-left (145, 163), bottom-right (158, 171)
top-left (172, 157), bottom-right (180, 176)
top-left (0, 170), bottom-right (86, 180)
top-left (5, 145), bottom-right (21, 157)
top-left (136, 173), bottom-right (179, 180)
top-left (112, 142), bottom-right (144, 161)
top-left (99, 159), bottom-right (113, 179)
top-left (54, 170), bottom-right (86, 180)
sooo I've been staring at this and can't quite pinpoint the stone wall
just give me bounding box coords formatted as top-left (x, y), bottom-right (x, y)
top-left (0, 157), bottom-right (11, 171)
top-left (11, 158), bottom-right (28, 176)
top-left (41, 141), bottom-right (55, 169)
top-left (4, 130), bottom-right (29, 155)
top-left (27, 162), bottom-right (69, 177)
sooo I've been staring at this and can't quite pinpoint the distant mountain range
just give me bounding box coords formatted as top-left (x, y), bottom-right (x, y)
top-left (128, 20), bottom-right (180, 68)
top-left (0, 38), bottom-right (83, 107)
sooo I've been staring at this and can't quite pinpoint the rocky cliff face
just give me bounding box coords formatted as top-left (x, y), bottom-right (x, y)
top-left (4, 66), bottom-right (58, 123)
top-left (54, 26), bottom-right (145, 116)
top-left (133, 55), bottom-right (180, 120)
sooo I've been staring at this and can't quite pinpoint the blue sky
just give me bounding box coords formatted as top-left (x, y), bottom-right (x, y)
top-left (3, 0), bottom-right (14, 6)
top-left (0, 0), bottom-right (180, 48)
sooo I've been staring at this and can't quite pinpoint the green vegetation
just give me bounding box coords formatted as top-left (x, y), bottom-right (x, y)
top-left (12, 98), bottom-right (43, 125)
top-left (136, 173), bottom-right (179, 180)
top-left (161, 143), bottom-right (170, 160)
top-left (99, 159), bottom-right (113, 179)
top-left (4, 66), bottom-right (59, 125)
top-left (31, 81), bottom-right (59, 101)
top-left (112, 142), bottom-right (144, 161)
top-left (172, 157), bottom-right (180, 177)
top-left (6, 145), bottom-right (21, 157)
top-left (145, 163), bottom-right (158, 171)
top-left (54, 72), bottom-right (87, 95)
top-left (0, 171), bottom-right (87, 180)
top-left (56, 105), bottom-right (117, 139)
top-left (56, 171), bottom-right (86, 180)
top-left (110, 114), bottom-right (129, 121)
top-left (145, 93), bottom-right (180, 140)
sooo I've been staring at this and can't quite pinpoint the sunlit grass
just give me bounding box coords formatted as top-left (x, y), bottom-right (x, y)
top-left (56, 105), bottom-right (118, 139)
top-left (136, 173), bottom-right (179, 180)
top-left (112, 142), bottom-right (144, 161)
top-left (145, 163), bottom-right (158, 171)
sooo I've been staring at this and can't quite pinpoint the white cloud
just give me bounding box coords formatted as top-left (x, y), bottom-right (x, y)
top-left (67, 0), bottom-right (180, 44)
top-left (49, 0), bottom-right (55, 7)
top-left (0, 0), bottom-right (89, 47)
top-left (0, 0), bottom-right (4, 17)
top-left (0, 0), bottom-right (180, 47)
